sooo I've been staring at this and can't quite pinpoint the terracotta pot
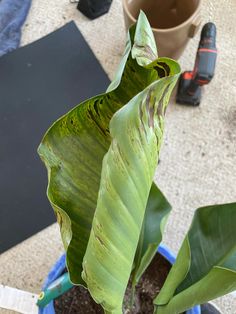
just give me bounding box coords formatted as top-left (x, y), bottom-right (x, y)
top-left (122, 0), bottom-right (202, 59)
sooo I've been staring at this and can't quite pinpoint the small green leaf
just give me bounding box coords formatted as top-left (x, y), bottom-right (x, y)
top-left (132, 183), bottom-right (172, 286)
top-left (131, 10), bottom-right (158, 66)
top-left (154, 203), bottom-right (236, 314)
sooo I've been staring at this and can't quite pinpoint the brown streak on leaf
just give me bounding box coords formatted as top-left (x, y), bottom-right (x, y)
top-left (149, 97), bottom-right (156, 128)
top-left (146, 89), bottom-right (154, 128)
top-left (95, 235), bottom-right (106, 247)
top-left (56, 211), bottom-right (63, 229)
top-left (157, 87), bottom-right (170, 117)
top-left (87, 108), bottom-right (108, 137)
top-left (134, 44), bottom-right (157, 61)
top-left (139, 102), bottom-right (147, 136)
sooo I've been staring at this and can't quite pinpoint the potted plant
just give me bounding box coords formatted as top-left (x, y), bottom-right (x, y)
top-left (37, 12), bottom-right (236, 314)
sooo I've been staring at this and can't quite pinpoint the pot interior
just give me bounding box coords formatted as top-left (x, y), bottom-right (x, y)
top-left (54, 253), bottom-right (173, 313)
top-left (125, 0), bottom-right (200, 29)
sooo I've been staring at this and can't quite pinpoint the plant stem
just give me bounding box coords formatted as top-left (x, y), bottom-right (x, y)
top-left (129, 281), bottom-right (136, 309)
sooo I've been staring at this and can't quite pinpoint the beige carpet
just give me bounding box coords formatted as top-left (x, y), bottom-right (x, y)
top-left (1, 0), bottom-right (236, 313)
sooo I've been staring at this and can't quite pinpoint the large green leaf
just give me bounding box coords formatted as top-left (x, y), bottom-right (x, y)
top-left (38, 11), bottom-right (180, 286)
top-left (154, 203), bottom-right (236, 314)
top-left (131, 183), bottom-right (172, 287)
top-left (82, 73), bottom-right (180, 313)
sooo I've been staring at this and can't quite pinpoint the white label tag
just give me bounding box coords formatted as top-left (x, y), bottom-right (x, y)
top-left (0, 285), bottom-right (38, 314)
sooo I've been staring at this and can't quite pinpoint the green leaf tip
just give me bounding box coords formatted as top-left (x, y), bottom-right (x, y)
top-left (132, 11), bottom-right (158, 66)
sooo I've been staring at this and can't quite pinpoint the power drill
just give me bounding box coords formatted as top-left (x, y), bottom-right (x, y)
top-left (176, 22), bottom-right (217, 106)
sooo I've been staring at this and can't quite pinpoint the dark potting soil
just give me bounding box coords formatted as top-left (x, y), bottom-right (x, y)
top-left (54, 253), bottom-right (184, 314)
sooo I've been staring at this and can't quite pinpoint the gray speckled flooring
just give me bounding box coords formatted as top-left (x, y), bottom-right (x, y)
top-left (1, 0), bottom-right (236, 313)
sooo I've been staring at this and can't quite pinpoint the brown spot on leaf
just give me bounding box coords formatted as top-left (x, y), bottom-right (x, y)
top-left (56, 211), bottom-right (63, 229)
top-left (95, 235), bottom-right (105, 247)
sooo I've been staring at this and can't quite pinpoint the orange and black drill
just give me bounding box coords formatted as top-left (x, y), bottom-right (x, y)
top-left (176, 22), bottom-right (217, 106)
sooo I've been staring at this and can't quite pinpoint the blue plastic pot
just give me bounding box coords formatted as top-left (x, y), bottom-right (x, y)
top-left (39, 244), bottom-right (201, 314)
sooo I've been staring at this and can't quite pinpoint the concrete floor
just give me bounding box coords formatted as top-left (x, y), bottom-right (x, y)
top-left (1, 0), bottom-right (236, 313)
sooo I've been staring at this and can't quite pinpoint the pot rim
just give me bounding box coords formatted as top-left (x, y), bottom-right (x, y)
top-left (122, 0), bottom-right (202, 33)
top-left (202, 301), bottom-right (223, 314)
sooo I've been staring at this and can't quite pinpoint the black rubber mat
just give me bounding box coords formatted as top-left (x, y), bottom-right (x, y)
top-left (0, 21), bottom-right (110, 253)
